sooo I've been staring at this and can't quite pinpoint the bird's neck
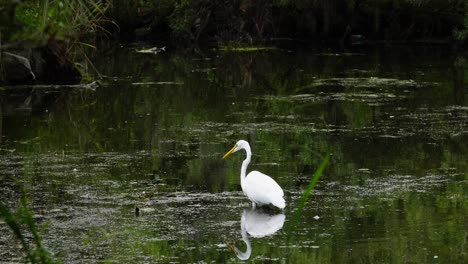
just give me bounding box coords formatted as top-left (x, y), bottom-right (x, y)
top-left (234, 213), bottom-right (251, 260)
top-left (240, 146), bottom-right (252, 187)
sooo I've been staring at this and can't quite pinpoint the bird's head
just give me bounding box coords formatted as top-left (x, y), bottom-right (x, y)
top-left (223, 140), bottom-right (249, 159)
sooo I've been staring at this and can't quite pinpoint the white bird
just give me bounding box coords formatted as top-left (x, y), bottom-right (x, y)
top-left (229, 209), bottom-right (285, 260)
top-left (223, 140), bottom-right (286, 209)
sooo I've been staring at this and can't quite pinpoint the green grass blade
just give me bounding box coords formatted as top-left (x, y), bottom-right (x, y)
top-left (0, 200), bottom-right (34, 261)
top-left (78, 42), bottom-right (97, 49)
top-left (289, 152), bottom-right (331, 232)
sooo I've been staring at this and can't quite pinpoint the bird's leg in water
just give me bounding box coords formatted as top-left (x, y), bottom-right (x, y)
top-left (252, 202), bottom-right (256, 209)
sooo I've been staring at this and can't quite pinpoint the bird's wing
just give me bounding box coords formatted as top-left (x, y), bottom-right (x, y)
top-left (244, 171), bottom-right (284, 206)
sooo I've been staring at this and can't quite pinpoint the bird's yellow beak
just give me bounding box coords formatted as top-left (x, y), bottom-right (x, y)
top-left (223, 145), bottom-right (237, 159)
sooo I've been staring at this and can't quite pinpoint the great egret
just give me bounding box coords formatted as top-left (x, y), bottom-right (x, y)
top-left (229, 209), bottom-right (285, 260)
top-left (223, 140), bottom-right (286, 209)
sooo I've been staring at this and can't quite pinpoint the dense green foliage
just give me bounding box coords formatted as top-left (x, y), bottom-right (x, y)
top-left (0, 0), bottom-right (110, 84)
top-left (1, 0), bottom-right (109, 44)
top-left (114, 0), bottom-right (468, 44)
top-left (453, 3), bottom-right (468, 41)
top-left (1, 0), bottom-right (467, 46)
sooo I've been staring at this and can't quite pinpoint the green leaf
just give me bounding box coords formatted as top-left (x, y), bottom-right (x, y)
top-left (289, 152), bottom-right (331, 232)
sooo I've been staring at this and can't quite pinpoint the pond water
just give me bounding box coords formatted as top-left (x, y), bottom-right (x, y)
top-left (0, 45), bottom-right (467, 263)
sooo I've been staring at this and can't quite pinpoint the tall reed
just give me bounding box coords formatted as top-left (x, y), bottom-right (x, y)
top-left (0, 186), bottom-right (58, 263)
top-left (288, 153), bottom-right (331, 232)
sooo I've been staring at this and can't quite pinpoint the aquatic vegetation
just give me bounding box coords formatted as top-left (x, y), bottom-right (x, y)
top-left (289, 153), bottom-right (331, 232)
top-left (216, 46), bottom-right (277, 52)
top-left (0, 47), bottom-right (466, 262)
top-left (0, 188), bottom-right (58, 264)
top-left (134, 46), bottom-right (166, 55)
top-left (295, 77), bottom-right (420, 92)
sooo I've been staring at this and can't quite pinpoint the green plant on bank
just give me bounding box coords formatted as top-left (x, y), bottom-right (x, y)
top-left (168, 0), bottom-right (214, 43)
top-left (11, 0), bottom-right (110, 43)
top-left (0, 182), bottom-right (59, 264)
top-left (109, 0), bottom-right (173, 33)
top-left (168, 0), bottom-right (195, 40)
top-left (1, 0), bottom-right (111, 81)
top-left (453, 3), bottom-right (468, 42)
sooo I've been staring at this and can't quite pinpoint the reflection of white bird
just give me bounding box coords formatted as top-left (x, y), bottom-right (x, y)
top-left (229, 209), bottom-right (285, 260)
top-left (223, 140), bottom-right (286, 209)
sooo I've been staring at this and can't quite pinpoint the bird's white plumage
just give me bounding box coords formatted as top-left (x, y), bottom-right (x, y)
top-left (243, 209), bottom-right (285, 238)
top-left (223, 140), bottom-right (286, 209)
top-left (243, 171), bottom-right (285, 208)
top-left (230, 209), bottom-right (285, 260)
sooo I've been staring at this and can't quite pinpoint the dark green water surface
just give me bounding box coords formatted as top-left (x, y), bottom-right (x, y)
top-left (0, 45), bottom-right (467, 263)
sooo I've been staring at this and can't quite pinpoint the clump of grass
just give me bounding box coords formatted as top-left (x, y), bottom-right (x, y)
top-left (13, 0), bottom-right (111, 43)
top-left (5, 0), bottom-right (111, 81)
top-left (0, 184), bottom-right (59, 264)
